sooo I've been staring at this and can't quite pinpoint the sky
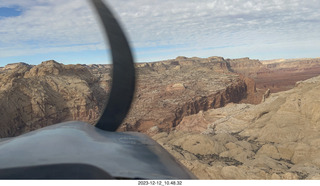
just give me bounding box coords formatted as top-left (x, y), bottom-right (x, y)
top-left (0, 0), bottom-right (320, 66)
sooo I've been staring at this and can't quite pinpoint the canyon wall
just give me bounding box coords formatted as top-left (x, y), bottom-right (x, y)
top-left (1, 56), bottom-right (319, 139)
top-left (115, 56), bottom-right (256, 134)
top-left (0, 57), bottom-right (255, 137)
top-left (154, 74), bottom-right (320, 179)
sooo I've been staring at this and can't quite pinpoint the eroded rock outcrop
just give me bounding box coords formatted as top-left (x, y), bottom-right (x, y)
top-left (118, 56), bottom-right (255, 134)
top-left (153, 75), bottom-right (320, 179)
top-left (2, 56), bottom-right (320, 139)
top-left (0, 57), bottom-right (256, 138)
top-left (0, 60), bottom-right (107, 137)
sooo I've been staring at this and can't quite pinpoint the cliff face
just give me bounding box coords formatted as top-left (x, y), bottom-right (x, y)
top-left (118, 56), bottom-right (255, 134)
top-left (226, 57), bottom-right (263, 77)
top-left (0, 57), bottom-right (255, 138)
top-left (153, 74), bottom-right (320, 179)
top-left (2, 56), bottom-right (319, 138)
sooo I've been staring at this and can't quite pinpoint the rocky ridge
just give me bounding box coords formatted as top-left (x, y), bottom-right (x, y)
top-left (84, 56), bottom-right (258, 134)
top-left (0, 57), bottom-right (255, 137)
top-left (119, 56), bottom-right (256, 134)
top-left (1, 56), bottom-right (320, 138)
top-left (0, 60), bottom-right (107, 137)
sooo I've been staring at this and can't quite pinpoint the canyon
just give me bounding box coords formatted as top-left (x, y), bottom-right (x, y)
top-left (154, 75), bottom-right (320, 179)
top-left (1, 56), bottom-right (320, 179)
top-left (227, 57), bottom-right (320, 104)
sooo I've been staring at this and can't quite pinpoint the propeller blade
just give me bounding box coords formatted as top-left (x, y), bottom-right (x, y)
top-left (90, 0), bottom-right (135, 131)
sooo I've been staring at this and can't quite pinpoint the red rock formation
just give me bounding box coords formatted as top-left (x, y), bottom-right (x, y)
top-left (0, 57), bottom-right (257, 138)
top-left (116, 57), bottom-right (254, 134)
top-left (5, 56), bottom-right (319, 138)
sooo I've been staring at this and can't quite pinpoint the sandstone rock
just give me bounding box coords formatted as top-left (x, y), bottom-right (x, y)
top-left (176, 56), bottom-right (188, 60)
top-left (248, 155), bottom-right (284, 170)
top-left (0, 61), bottom-right (106, 137)
top-left (226, 57), bottom-right (263, 77)
top-left (149, 58), bottom-right (320, 180)
top-left (277, 143), bottom-right (296, 161)
top-left (211, 133), bottom-right (238, 144)
top-left (220, 147), bottom-right (254, 163)
top-left (169, 134), bottom-right (226, 155)
top-left (290, 163), bottom-right (320, 179)
top-left (154, 74), bottom-right (320, 180)
top-left (147, 126), bottom-right (159, 136)
top-left (309, 174), bottom-right (320, 180)
top-left (281, 172), bottom-right (299, 180)
top-left (1, 57), bottom-right (258, 137)
top-left (236, 141), bottom-right (254, 151)
top-left (179, 160), bottom-right (224, 179)
top-left (153, 58), bottom-right (320, 180)
top-left (114, 56), bottom-right (320, 136)
top-left (118, 57), bottom-right (253, 134)
top-left (225, 142), bottom-right (238, 150)
top-left (271, 173), bottom-right (281, 179)
top-left (221, 166), bottom-right (246, 179)
top-left (166, 83), bottom-right (185, 92)
top-left (291, 143), bottom-right (311, 164)
top-left (261, 89), bottom-right (270, 102)
top-left (208, 56), bottom-right (225, 62)
top-left (175, 111), bottom-right (209, 133)
top-left (257, 144), bottom-right (280, 160)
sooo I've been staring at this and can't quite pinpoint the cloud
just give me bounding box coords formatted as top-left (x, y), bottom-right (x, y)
top-left (107, 0), bottom-right (320, 49)
top-left (0, 0), bottom-right (320, 64)
top-left (0, 0), bottom-right (106, 56)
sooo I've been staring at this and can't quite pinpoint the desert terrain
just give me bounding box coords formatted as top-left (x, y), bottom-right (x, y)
top-left (1, 56), bottom-right (320, 179)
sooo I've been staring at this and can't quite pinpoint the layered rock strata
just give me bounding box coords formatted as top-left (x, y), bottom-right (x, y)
top-left (153, 75), bottom-right (320, 179)
top-left (118, 57), bottom-right (255, 134)
top-left (0, 57), bottom-right (255, 137)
